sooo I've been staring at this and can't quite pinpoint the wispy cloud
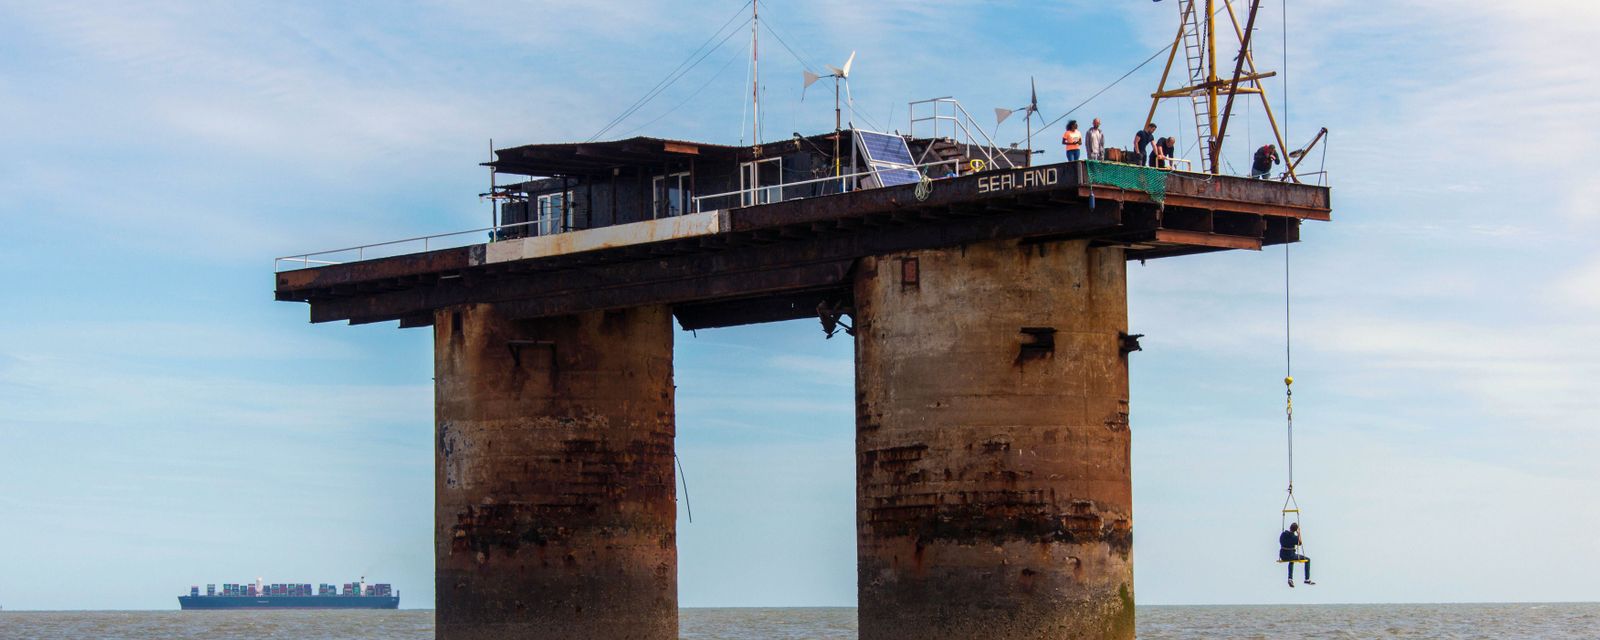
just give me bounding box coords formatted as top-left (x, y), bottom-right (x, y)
top-left (1550, 257), bottom-right (1600, 311)
top-left (767, 353), bottom-right (852, 385)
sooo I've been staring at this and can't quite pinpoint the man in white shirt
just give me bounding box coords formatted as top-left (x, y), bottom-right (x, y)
top-left (1085, 118), bottom-right (1106, 161)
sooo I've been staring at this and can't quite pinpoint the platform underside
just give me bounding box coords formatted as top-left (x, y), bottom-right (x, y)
top-left (276, 162), bottom-right (1328, 330)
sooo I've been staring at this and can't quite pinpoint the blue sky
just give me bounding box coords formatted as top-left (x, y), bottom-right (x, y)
top-left (3, 0), bottom-right (1599, 611)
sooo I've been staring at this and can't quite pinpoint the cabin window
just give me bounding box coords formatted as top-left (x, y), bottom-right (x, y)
top-left (536, 190), bottom-right (573, 236)
top-left (653, 172), bottom-right (691, 218)
top-left (740, 157), bottom-right (783, 206)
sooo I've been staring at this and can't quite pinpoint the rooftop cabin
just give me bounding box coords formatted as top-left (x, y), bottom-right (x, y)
top-left (486, 127), bottom-right (1031, 240)
top-left (275, 98), bottom-right (1330, 330)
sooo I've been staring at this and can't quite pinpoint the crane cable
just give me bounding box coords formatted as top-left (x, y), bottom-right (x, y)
top-left (1280, 238), bottom-right (1300, 540)
top-left (1276, 0), bottom-right (1303, 549)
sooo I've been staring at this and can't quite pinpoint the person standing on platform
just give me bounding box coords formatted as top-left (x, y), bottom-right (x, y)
top-left (1062, 120), bottom-right (1083, 162)
top-left (1134, 123), bottom-right (1157, 166)
top-left (1156, 137), bottom-right (1176, 169)
top-left (1252, 144), bottom-right (1281, 179)
top-left (1085, 118), bottom-right (1106, 161)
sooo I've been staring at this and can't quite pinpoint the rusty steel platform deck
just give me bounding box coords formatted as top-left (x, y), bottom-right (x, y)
top-left (275, 162), bottom-right (1329, 330)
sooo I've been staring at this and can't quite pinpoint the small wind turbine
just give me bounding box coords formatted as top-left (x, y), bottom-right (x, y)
top-left (803, 51), bottom-right (856, 179)
top-left (995, 77), bottom-right (1041, 157)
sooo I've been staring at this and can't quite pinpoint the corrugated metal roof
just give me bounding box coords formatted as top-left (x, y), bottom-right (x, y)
top-left (499, 135), bottom-right (743, 152)
top-left (487, 132), bottom-right (847, 176)
top-left (488, 136), bottom-right (740, 177)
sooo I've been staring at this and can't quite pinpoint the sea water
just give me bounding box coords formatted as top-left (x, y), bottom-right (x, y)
top-left (1, 603), bottom-right (1596, 639)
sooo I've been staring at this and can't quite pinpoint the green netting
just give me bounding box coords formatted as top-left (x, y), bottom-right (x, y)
top-left (1086, 161), bottom-right (1167, 204)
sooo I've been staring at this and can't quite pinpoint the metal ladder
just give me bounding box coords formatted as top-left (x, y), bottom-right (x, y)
top-left (1178, 0), bottom-right (1214, 169)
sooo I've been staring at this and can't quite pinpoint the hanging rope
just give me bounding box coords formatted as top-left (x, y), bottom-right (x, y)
top-left (1245, 92), bottom-right (1254, 168)
top-left (1280, 0), bottom-right (1295, 508)
top-left (1022, 41), bottom-right (1174, 145)
top-left (589, 2), bottom-right (753, 142)
top-left (1282, 0), bottom-right (1289, 145)
top-left (1279, 237), bottom-right (1300, 542)
top-left (676, 453), bottom-right (694, 524)
top-left (1284, 238), bottom-right (1292, 489)
top-left (618, 51), bottom-right (744, 139)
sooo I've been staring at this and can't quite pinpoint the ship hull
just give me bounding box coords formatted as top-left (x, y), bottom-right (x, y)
top-left (178, 595), bottom-right (399, 610)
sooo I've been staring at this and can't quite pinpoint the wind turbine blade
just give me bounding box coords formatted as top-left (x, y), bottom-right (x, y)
top-left (1030, 76), bottom-right (1038, 111)
top-left (841, 51), bottom-right (856, 78)
top-left (995, 107), bottom-right (1014, 125)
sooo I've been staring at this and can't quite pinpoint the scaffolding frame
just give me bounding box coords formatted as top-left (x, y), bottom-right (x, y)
top-left (1145, 0), bottom-right (1299, 182)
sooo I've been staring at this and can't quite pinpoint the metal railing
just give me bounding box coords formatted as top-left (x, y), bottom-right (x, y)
top-left (691, 159), bottom-right (963, 213)
top-left (1297, 170), bottom-right (1331, 187)
top-left (908, 97), bottom-right (1018, 171)
top-left (274, 219), bottom-right (547, 272)
top-left (279, 158), bottom-right (983, 272)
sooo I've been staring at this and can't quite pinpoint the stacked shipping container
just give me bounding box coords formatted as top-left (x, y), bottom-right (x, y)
top-left (195, 580), bottom-right (393, 597)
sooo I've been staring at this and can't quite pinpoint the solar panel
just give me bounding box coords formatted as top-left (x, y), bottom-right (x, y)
top-left (857, 130), bottom-right (916, 166)
top-left (854, 129), bottom-right (922, 189)
top-left (873, 166), bottom-right (922, 187)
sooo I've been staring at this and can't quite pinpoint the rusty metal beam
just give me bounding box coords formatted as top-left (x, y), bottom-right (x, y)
top-left (280, 164), bottom-right (1326, 303)
top-left (397, 313), bottom-right (434, 329)
top-left (1079, 186), bottom-right (1330, 221)
top-left (672, 286), bottom-right (852, 331)
top-left (484, 260), bottom-right (856, 326)
top-left (304, 200), bottom-right (1128, 325)
top-left (1153, 228), bottom-right (1262, 250)
top-left (279, 162), bottom-right (1328, 327)
top-left (276, 245), bottom-right (478, 294)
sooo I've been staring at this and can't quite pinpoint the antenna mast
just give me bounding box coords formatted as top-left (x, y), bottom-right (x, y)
top-left (487, 138), bottom-right (496, 229)
top-left (1026, 77), bottom-right (1037, 159)
top-left (750, 0), bottom-right (761, 153)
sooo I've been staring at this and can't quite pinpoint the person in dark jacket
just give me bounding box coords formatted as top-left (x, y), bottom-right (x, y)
top-left (1134, 123), bottom-right (1158, 166)
top-left (1279, 522), bottom-right (1314, 587)
top-left (1156, 137), bottom-right (1176, 169)
top-left (1252, 144), bottom-right (1280, 179)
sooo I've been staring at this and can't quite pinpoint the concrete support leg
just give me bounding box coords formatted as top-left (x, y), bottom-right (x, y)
top-left (854, 239), bottom-right (1134, 640)
top-left (433, 304), bottom-right (677, 640)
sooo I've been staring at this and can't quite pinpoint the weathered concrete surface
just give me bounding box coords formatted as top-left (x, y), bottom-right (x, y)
top-left (854, 239), bottom-right (1134, 640)
top-left (485, 210), bottom-right (727, 264)
top-left (433, 304), bottom-right (676, 640)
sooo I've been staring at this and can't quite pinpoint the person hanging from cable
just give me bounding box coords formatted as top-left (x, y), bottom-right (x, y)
top-left (1278, 522), bottom-right (1314, 587)
top-left (1062, 120), bottom-right (1083, 162)
top-left (1251, 144), bottom-right (1280, 179)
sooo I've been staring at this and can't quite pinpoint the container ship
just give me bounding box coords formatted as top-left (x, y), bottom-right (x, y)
top-left (178, 577), bottom-right (398, 609)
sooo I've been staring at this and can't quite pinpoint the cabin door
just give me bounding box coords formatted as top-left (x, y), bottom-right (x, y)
top-left (740, 157), bottom-right (783, 206)
top-left (653, 172), bottom-right (691, 218)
